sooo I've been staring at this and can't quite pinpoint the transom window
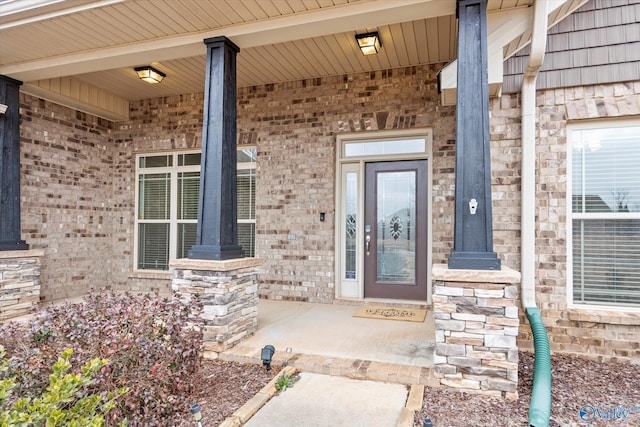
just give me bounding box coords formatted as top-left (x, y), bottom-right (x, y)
top-left (135, 149), bottom-right (256, 271)
top-left (569, 122), bottom-right (640, 308)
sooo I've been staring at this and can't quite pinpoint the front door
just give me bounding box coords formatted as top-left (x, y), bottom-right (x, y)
top-left (364, 160), bottom-right (428, 300)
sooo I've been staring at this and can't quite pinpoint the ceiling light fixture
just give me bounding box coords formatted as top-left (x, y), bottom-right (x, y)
top-left (355, 31), bottom-right (382, 55)
top-left (134, 66), bottom-right (165, 84)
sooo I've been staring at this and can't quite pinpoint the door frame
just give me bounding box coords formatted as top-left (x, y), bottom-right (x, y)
top-left (334, 128), bottom-right (433, 303)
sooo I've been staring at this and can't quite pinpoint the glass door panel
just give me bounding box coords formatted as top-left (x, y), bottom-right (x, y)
top-left (376, 171), bottom-right (416, 283)
top-left (364, 160), bottom-right (427, 300)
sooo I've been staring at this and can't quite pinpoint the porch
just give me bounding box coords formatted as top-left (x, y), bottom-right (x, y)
top-left (220, 299), bottom-right (438, 386)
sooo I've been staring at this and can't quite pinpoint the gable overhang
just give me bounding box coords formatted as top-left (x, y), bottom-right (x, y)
top-left (438, 0), bottom-right (590, 106)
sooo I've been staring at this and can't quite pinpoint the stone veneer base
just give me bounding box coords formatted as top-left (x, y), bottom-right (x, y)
top-left (0, 249), bottom-right (44, 320)
top-left (432, 263), bottom-right (521, 399)
top-left (170, 257), bottom-right (264, 358)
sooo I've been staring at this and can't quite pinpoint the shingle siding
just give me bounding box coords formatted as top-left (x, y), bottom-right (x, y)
top-left (503, 0), bottom-right (640, 92)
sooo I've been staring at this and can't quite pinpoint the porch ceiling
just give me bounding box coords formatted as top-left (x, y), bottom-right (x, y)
top-left (0, 0), bottom-right (583, 121)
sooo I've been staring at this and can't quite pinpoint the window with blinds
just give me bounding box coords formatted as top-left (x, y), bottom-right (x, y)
top-left (135, 149), bottom-right (257, 271)
top-left (177, 171), bottom-right (199, 259)
top-left (238, 149), bottom-right (257, 258)
top-left (570, 123), bottom-right (640, 308)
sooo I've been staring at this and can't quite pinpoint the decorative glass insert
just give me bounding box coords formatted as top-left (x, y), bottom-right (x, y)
top-left (571, 124), bottom-right (640, 307)
top-left (344, 172), bottom-right (357, 279)
top-left (376, 171), bottom-right (416, 283)
top-left (389, 215), bottom-right (403, 240)
top-left (346, 215), bottom-right (356, 238)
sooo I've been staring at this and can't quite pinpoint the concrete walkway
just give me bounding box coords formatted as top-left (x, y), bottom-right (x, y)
top-left (218, 365), bottom-right (426, 427)
top-left (245, 372), bottom-right (410, 427)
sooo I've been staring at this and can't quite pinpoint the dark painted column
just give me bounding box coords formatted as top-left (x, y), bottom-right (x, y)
top-left (189, 36), bottom-right (243, 260)
top-left (448, 0), bottom-right (500, 270)
top-left (0, 75), bottom-right (28, 251)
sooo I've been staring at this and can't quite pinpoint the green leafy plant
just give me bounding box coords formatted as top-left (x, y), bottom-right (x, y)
top-left (0, 290), bottom-right (203, 425)
top-left (0, 346), bottom-right (127, 427)
top-left (275, 372), bottom-right (300, 392)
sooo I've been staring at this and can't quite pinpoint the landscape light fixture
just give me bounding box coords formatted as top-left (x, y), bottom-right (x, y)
top-left (261, 344), bottom-right (275, 370)
top-left (190, 403), bottom-right (203, 427)
top-left (355, 31), bottom-right (382, 55)
top-left (134, 66), bottom-right (165, 84)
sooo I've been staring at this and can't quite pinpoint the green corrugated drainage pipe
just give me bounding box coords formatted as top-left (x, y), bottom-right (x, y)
top-left (525, 307), bottom-right (552, 427)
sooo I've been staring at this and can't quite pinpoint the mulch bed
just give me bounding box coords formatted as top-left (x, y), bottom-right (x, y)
top-left (174, 359), bottom-right (279, 426)
top-left (415, 352), bottom-right (640, 426)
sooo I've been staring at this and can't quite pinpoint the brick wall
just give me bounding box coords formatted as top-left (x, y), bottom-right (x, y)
top-left (107, 64), bottom-right (457, 301)
top-left (237, 65), bottom-right (456, 302)
top-left (18, 66), bottom-right (457, 302)
top-left (20, 95), bottom-right (115, 302)
top-left (490, 81), bottom-right (640, 362)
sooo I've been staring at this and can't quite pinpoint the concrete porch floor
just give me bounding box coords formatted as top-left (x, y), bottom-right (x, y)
top-left (220, 300), bottom-right (438, 386)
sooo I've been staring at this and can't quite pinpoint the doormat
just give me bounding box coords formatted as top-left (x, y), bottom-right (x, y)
top-left (353, 306), bottom-right (427, 322)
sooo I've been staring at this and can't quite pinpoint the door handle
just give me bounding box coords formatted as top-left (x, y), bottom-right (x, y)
top-left (366, 234), bottom-right (371, 256)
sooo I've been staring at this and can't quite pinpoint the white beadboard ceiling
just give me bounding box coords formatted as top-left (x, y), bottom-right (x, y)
top-left (0, 0), bottom-right (587, 120)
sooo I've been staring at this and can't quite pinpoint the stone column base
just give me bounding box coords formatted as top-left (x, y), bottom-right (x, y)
top-left (432, 264), bottom-right (521, 399)
top-left (171, 257), bottom-right (263, 359)
top-left (0, 249), bottom-right (44, 320)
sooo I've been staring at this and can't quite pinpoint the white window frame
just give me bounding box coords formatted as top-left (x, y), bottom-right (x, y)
top-left (134, 150), bottom-right (200, 272)
top-left (134, 147), bottom-right (257, 272)
top-left (567, 118), bottom-right (640, 312)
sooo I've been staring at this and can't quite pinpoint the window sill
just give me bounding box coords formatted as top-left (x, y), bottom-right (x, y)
top-left (568, 306), bottom-right (640, 326)
top-left (128, 271), bottom-right (172, 281)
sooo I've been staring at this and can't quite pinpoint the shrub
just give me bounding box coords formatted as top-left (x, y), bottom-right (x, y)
top-left (0, 291), bottom-right (203, 426)
top-left (0, 346), bottom-right (127, 427)
top-left (275, 372), bottom-right (300, 392)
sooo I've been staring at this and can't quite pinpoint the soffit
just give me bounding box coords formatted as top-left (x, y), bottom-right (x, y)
top-left (0, 0), bottom-right (550, 119)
